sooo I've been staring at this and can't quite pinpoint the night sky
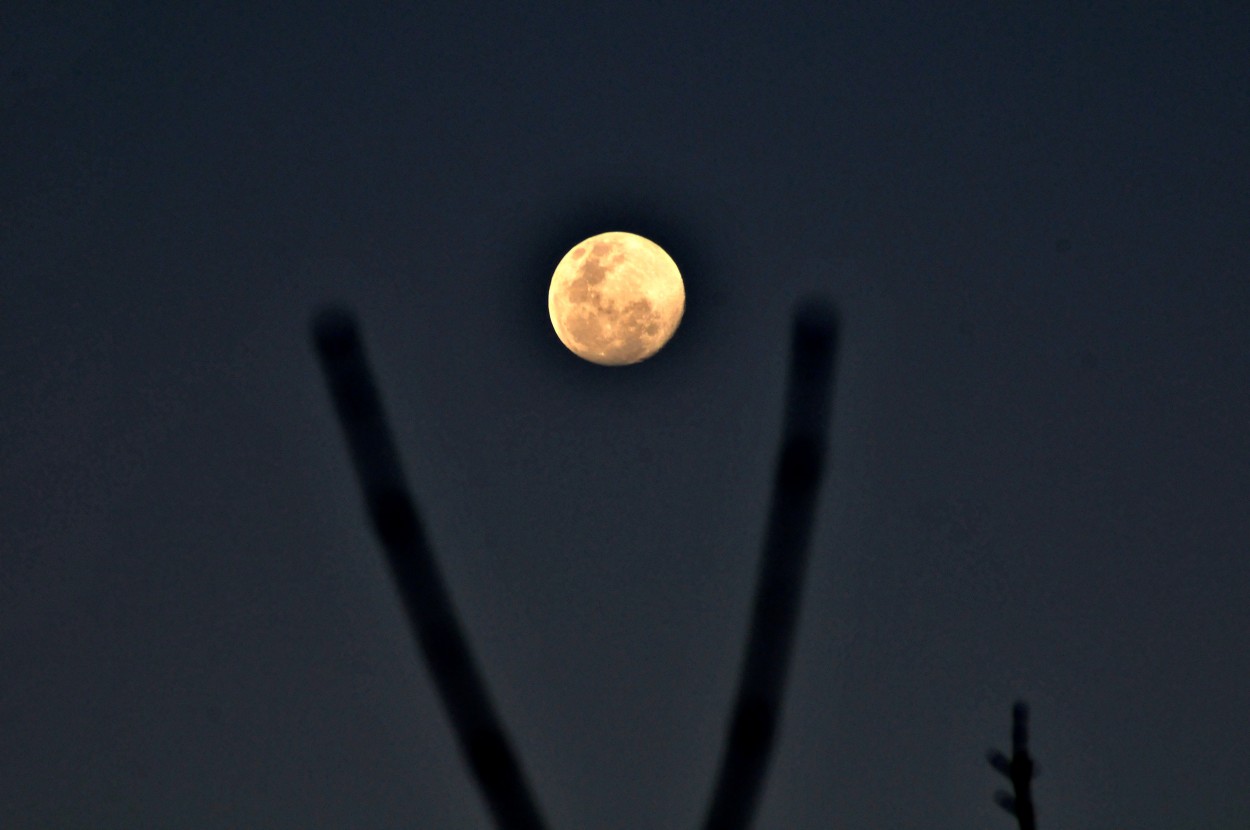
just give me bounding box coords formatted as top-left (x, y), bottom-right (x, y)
top-left (3, 4), bottom-right (1249, 828)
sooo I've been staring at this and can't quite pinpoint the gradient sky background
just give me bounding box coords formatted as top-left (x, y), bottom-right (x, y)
top-left (3, 3), bottom-right (1248, 828)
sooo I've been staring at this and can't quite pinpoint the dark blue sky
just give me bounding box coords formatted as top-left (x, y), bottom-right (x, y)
top-left (3, 4), bottom-right (1248, 828)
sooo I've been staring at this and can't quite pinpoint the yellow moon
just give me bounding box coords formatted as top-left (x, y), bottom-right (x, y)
top-left (548, 231), bottom-right (685, 365)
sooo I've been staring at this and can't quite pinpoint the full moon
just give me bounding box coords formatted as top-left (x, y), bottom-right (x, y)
top-left (548, 231), bottom-right (685, 365)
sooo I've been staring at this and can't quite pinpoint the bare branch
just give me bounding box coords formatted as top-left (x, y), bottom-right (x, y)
top-left (313, 308), bottom-right (548, 830)
top-left (701, 303), bottom-right (840, 830)
top-left (989, 700), bottom-right (1038, 830)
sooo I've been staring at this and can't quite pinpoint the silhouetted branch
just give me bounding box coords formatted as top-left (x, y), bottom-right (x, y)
top-left (988, 700), bottom-right (1037, 830)
top-left (701, 303), bottom-right (840, 830)
top-left (312, 308), bottom-right (548, 830)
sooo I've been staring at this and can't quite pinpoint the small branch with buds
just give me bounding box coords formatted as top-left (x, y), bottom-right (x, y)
top-left (988, 700), bottom-right (1038, 830)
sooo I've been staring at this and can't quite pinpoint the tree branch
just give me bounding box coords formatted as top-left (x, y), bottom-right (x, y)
top-left (313, 307), bottom-right (548, 830)
top-left (988, 700), bottom-right (1037, 830)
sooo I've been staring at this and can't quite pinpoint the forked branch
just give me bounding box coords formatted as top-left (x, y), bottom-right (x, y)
top-left (313, 302), bottom-right (840, 830)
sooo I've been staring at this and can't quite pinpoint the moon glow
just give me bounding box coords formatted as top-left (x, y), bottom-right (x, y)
top-left (548, 231), bottom-right (685, 365)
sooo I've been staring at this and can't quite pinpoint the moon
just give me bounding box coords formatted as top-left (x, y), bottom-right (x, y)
top-left (548, 231), bottom-right (686, 365)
